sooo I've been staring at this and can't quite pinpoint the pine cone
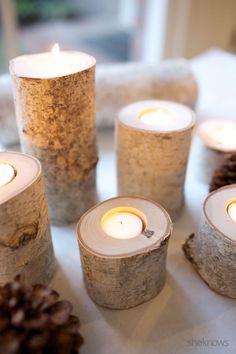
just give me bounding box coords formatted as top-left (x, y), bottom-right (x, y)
top-left (0, 275), bottom-right (83, 354)
top-left (210, 153), bottom-right (236, 192)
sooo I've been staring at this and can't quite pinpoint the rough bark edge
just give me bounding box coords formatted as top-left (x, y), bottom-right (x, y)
top-left (182, 233), bottom-right (236, 298)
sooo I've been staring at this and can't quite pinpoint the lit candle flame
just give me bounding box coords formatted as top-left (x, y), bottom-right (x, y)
top-left (51, 43), bottom-right (60, 63)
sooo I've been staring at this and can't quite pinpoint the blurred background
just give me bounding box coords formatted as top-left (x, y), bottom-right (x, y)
top-left (0, 0), bottom-right (236, 72)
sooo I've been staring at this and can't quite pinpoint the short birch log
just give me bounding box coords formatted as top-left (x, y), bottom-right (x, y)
top-left (183, 185), bottom-right (236, 298)
top-left (96, 59), bottom-right (198, 127)
top-left (116, 100), bottom-right (196, 219)
top-left (10, 52), bottom-right (98, 224)
top-left (0, 151), bottom-right (56, 285)
top-left (77, 196), bottom-right (173, 309)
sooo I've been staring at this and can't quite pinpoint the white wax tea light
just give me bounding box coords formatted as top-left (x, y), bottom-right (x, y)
top-left (228, 201), bottom-right (236, 222)
top-left (198, 120), bottom-right (236, 152)
top-left (139, 107), bottom-right (175, 127)
top-left (0, 161), bottom-right (15, 187)
top-left (101, 207), bottom-right (145, 239)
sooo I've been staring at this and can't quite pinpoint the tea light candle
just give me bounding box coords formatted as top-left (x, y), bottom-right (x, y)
top-left (183, 185), bottom-right (236, 298)
top-left (0, 161), bottom-right (16, 187)
top-left (195, 120), bottom-right (236, 184)
top-left (116, 100), bottom-right (195, 218)
top-left (77, 196), bottom-right (173, 309)
top-left (0, 151), bottom-right (56, 285)
top-left (139, 107), bottom-right (175, 127)
top-left (101, 207), bottom-right (144, 239)
top-left (10, 44), bottom-right (98, 224)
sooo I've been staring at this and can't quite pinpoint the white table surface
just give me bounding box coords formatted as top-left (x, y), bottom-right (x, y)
top-left (3, 49), bottom-right (236, 354)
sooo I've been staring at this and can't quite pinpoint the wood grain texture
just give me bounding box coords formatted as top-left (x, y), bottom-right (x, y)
top-left (0, 153), bottom-right (56, 285)
top-left (10, 64), bottom-right (98, 224)
top-left (96, 60), bottom-right (198, 127)
top-left (183, 186), bottom-right (236, 298)
top-left (77, 197), bottom-right (172, 309)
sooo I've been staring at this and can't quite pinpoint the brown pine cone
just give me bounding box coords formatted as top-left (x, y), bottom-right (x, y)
top-left (210, 153), bottom-right (236, 192)
top-left (0, 275), bottom-right (83, 354)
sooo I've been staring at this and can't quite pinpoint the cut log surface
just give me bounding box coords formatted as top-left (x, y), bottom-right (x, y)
top-left (96, 60), bottom-right (198, 127)
top-left (116, 100), bottom-right (195, 219)
top-left (0, 151), bottom-right (56, 285)
top-left (10, 54), bottom-right (98, 224)
top-left (183, 185), bottom-right (236, 298)
top-left (77, 196), bottom-right (173, 309)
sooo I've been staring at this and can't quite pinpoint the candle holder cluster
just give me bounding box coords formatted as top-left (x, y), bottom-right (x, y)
top-left (2, 46), bottom-right (236, 312)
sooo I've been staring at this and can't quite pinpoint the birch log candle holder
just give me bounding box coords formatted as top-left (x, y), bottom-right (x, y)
top-left (10, 45), bottom-right (98, 224)
top-left (116, 100), bottom-right (195, 219)
top-left (195, 120), bottom-right (236, 184)
top-left (77, 196), bottom-right (173, 309)
top-left (96, 60), bottom-right (198, 127)
top-left (183, 185), bottom-right (236, 298)
top-left (0, 151), bottom-right (56, 285)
